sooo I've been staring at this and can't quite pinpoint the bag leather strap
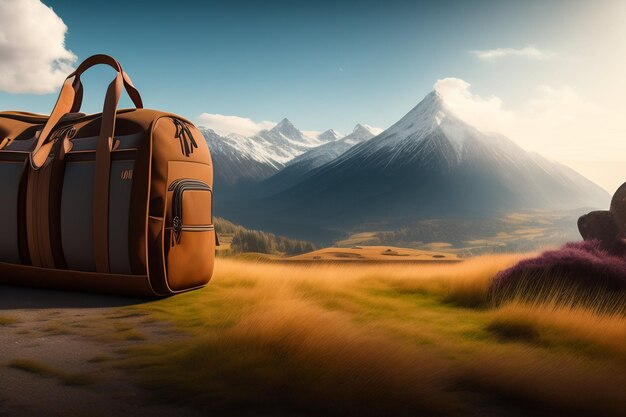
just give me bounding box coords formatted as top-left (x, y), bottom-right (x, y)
top-left (30, 55), bottom-right (142, 169)
top-left (29, 76), bottom-right (80, 169)
top-left (92, 71), bottom-right (125, 274)
top-left (70, 54), bottom-right (143, 112)
top-left (29, 54), bottom-right (142, 274)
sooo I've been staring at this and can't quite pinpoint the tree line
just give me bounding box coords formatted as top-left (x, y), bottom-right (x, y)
top-left (215, 217), bottom-right (316, 255)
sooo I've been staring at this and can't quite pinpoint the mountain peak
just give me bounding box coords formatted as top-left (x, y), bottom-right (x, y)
top-left (352, 124), bottom-right (372, 135)
top-left (420, 90), bottom-right (447, 113)
top-left (273, 118), bottom-right (296, 131)
top-left (352, 124), bottom-right (383, 137)
top-left (269, 117), bottom-right (306, 140)
top-left (429, 88), bottom-right (445, 100)
top-left (379, 89), bottom-right (454, 142)
top-left (318, 129), bottom-right (341, 142)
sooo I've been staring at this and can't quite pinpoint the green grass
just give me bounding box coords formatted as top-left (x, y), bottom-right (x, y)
top-left (109, 256), bottom-right (625, 417)
top-left (8, 359), bottom-right (96, 386)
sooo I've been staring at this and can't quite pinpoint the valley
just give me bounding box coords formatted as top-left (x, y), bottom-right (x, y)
top-left (215, 209), bottom-right (583, 259)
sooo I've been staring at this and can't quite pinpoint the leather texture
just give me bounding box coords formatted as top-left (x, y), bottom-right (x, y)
top-left (0, 54), bottom-right (215, 297)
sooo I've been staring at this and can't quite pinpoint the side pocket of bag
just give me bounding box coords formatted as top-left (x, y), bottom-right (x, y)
top-left (164, 178), bottom-right (215, 291)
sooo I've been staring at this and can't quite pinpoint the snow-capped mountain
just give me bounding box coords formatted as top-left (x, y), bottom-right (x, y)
top-left (220, 90), bottom-right (610, 238)
top-left (340, 123), bottom-right (380, 143)
top-left (201, 117), bottom-right (327, 168)
top-left (288, 124), bottom-right (377, 169)
top-left (331, 91), bottom-right (480, 169)
top-left (200, 128), bottom-right (280, 187)
top-left (200, 118), bottom-right (338, 188)
top-left (259, 124), bottom-right (378, 194)
top-left (306, 90), bottom-right (609, 214)
top-left (250, 118), bottom-right (327, 164)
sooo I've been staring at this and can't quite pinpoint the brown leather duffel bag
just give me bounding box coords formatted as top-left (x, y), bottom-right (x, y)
top-left (0, 54), bottom-right (216, 296)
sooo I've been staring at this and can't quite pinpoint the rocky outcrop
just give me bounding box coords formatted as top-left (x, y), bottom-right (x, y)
top-left (578, 182), bottom-right (626, 247)
top-left (610, 182), bottom-right (626, 234)
top-left (578, 211), bottom-right (620, 242)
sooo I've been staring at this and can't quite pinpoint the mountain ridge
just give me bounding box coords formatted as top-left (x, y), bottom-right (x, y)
top-left (201, 118), bottom-right (378, 190)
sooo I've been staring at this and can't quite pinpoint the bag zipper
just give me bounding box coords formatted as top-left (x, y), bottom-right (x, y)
top-left (168, 178), bottom-right (213, 244)
top-left (172, 119), bottom-right (198, 157)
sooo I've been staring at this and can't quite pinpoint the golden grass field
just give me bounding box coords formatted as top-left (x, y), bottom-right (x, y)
top-left (107, 254), bottom-right (626, 417)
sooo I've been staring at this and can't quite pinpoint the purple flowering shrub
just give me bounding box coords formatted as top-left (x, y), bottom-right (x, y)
top-left (490, 240), bottom-right (626, 308)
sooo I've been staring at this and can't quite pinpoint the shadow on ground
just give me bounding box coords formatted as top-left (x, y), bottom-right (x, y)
top-left (0, 285), bottom-right (152, 310)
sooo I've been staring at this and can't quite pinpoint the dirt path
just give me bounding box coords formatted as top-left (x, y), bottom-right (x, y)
top-left (0, 285), bottom-right (201, 417)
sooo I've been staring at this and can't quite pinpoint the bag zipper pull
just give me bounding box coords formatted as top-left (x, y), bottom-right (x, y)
top-left (172, 215), bottom-right (183, 245)
top-left (173, 119), bottom-right (198, 157)
top-left (182, 122), bottom-right (198, 153)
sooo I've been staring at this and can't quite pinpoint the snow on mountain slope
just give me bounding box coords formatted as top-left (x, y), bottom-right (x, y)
top-left (244, 118), bottom-right (328, 165)
top-left (259, 124), bottom-right (379, 194)
top-left (200, 128), bottom-right (280, 187)
top-left (200, 118), bottom-right (328, 172)
top-left (201, 118), bottom-right (352, 187)
top-left (332, 91), bottom-right (469, 169)
top-left (316, 129), bottom-right (341, 142)
top-left (344, 124), bottom-right (380, 142)
top-left (287, 124), bottom-right (377, 169)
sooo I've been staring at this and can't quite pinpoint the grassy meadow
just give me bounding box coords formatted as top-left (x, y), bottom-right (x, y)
top-left (112, 255), bottom-right (626, 417)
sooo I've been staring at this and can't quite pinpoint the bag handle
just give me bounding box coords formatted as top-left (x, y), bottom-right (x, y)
top-left (69, 54), bottom-right (143, 112)
top-left (29, 54), bottom-right (142, 169)
top-left (29, 54), bottom-right (141, 274)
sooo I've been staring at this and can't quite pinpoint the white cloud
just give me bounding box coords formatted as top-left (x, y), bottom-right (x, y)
top-left (433, 77), bottom-right (626, 186)
top-left (0, 0), bottom-right (77, 93)
top-left (434, 78), bottom-right (514, 134)
top-left (197, 113), bottom-right (276, 137)
top-left (470, 45), bottom-right (555, 62)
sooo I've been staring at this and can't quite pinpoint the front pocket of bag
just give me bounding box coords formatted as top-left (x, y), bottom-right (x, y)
top-left (165, 179), bottom-right (215, 291)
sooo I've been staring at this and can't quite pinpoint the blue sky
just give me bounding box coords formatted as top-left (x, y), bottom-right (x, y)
top-left (0, 0), bottom-right (596, 129)
top-left (0, 0), bottom-right (624, 191)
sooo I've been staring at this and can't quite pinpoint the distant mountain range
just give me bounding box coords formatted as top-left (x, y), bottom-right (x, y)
top-left (201, 90), bottom-right (610, 244)
top-left (201, 118), bottom-right (340, 189)
top-left (261, 124), bottom-right (379, 194)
